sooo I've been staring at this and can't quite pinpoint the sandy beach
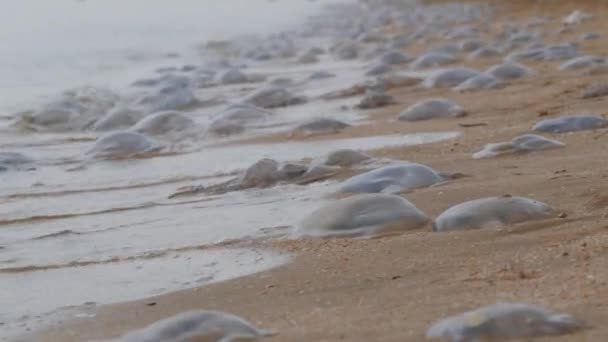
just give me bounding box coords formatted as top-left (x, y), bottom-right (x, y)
top-left (25, 0), bottom-right (608, 341)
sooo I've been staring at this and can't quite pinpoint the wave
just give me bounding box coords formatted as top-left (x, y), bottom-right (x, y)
top-left (3, 172), bottom-right (238, 200)
top-left (31, 229), bottom-right (81, 240)
top-left (26, 218), bottom-right (168, 241)
top-left (0, 236), bottom-right (283, 274)
top-left (1, 184), bottom-right (297, 227)
top-left (0, 203), bottom-right (157, 226)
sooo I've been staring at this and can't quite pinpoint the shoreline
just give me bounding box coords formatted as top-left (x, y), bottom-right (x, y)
top-left (32, 0), bottom-right (608, 341)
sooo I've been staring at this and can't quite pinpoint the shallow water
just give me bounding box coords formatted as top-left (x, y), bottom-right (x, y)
top-left (1, 133), bottom-right (459, 252)
top-left (0, 130), bottom-right (459, 339)
top-left (0, 248), bottom-right (290, 339)
top-left (0, 0), bottom-right (465, 339)
top-left (0, 0), bottom-right (348, 113)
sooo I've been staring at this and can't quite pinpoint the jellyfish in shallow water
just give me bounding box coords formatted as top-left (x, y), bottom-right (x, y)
top-left (20, 86), bottom-right (119, 131)
top-left (86, 131), bottom-right (162, 160)
top-left (119, 310), bottom-right (276, 342)
top-left (135, 85), bottom-right (199, 112)
top-left (295, 193), bottom-right (430, 238)
top-left (92, 108), bottom-right (145, 132)
top-left (130, 111), bottom-right (198, 139)
top-left (219, 68), bottom-right (250, 84)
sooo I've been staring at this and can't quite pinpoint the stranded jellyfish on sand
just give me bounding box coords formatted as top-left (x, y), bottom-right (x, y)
top-left (433, 196), bottom-right (556, 232)
top-left (295, 193), bottom-right (430, 238)
top-left (339, 163), bottom-right (463, 194)
top-left (427, 303), bottom-right (584, 342)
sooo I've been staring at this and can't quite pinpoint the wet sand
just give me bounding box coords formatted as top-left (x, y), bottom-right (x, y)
top-left (37, 1), bottom-right (608, 341)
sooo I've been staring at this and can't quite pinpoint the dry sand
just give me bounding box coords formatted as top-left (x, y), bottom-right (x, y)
top-left (38, 1), bottom-right (608, 341)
